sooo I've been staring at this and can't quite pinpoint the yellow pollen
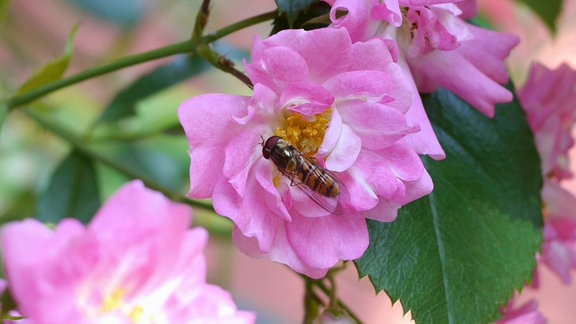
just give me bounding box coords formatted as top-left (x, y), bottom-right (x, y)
top-left (129, 306), bottom-right (145, 323)
top-left (100, 288), bottom-right (147, 323)
top-left (275, 109), bottom-right (332, 156)
top-left (102, 289), bottom-right (126, 312)
top-left (273, 173), bottom-right (282, 188)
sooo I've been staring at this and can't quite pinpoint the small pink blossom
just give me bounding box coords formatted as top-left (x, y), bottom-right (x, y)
top-left (497, 299), bottom-right (546, 324)
top-left (325, 0), bottom-right (519, 117)
top-left (179, 27), bottom-right (438, 278)
top-left (535, 181), bottom-right (576, 285)
top-left (519, 63), bottom-right (576, 180)
top-left (0, 180), bottom-right (255, 324)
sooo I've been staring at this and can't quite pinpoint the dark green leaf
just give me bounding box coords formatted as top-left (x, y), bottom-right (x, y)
top-left (68, 0), bottom-right (146, 29)
top-left (102, 136), bottom-right (190, 192)
top-left (17, 24), bottom-right (79, 95)
top-left (517, 0), bottom-right (562, 32)
top-left (0, 103), bottom-right (7, 131)
top-left (0, 0), bottom-right (11, 24)
top-left (273, 0), bottom-right (326, 28)
top-left (97, 54), bottom-right (209, 123)
top-left (355, 88), bottom-right (543, 323)
top-left (37, 150), bottom-right (100, 224)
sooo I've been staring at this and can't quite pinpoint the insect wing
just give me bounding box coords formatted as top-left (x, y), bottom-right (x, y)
top-left (287, 154), bottom-right (345, 215)
top-left (293, 180), bottom-right (343, 215)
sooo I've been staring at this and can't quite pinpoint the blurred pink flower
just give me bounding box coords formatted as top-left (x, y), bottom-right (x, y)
top-left (497, 299), bottom-right (546, 324)
top-left (0, 180), bottom-right (255, 324)
top-left (325, 0), bottom-right (519, 117)
top-left (179, 27), bottom-right (438, 278)
top-left (519, 63), bottom-right (576, 180)
top-left (534, 181), bottom-right (576, 285)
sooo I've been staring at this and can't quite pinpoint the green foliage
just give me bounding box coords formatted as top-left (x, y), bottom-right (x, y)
top-left (37, 150), bottom-right (101, 224)
top-left (355, 88), bottom-right (543, 323)
top-left (517, 0), bottom-right (562, 32)
top-left (0, 103), bottom-right (6, 130)
top-left (69, 0), bottom-right (145, 29)
top-left (96, 54), bottom-right (210, 123)
top-left (275, 0), bottom-right (318, 25)
top-left (16, 25), bottom-right (79, 95)
top-left (272, 0), bottom-right (330, 32)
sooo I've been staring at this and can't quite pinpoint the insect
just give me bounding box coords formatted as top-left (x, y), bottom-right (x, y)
top-left (262, 135), bottom-right (343, 214)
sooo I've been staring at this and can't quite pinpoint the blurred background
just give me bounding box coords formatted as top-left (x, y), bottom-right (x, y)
top-left (0, 0), bottom-right (575, 323)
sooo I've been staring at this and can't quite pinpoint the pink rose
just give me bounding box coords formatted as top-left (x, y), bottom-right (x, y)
top-left (1, 181), bottom-right (254, 323)
top-left (179, 27), bottom-right (437, 278)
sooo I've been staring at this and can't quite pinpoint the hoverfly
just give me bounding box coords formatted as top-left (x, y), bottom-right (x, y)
top-left (262, 135), bottom-right (343, 214)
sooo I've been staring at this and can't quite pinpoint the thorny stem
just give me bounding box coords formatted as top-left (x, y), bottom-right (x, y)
top-left (5, 9), bottom-right (278, 111)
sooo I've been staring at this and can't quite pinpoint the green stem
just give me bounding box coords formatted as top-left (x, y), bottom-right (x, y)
top-left (25, 109), bottom-right (214, 213)
top-left (7, 41), bottom-right (192, 110)
top-left (6, 9), bottom-right (278, 110)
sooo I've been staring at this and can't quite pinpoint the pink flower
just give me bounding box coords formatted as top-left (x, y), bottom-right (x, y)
top-left (535, 181), bottom-right (576, 285)
top-left (179, 27), bottom-right (437, 278)
top-left (519, 63), bottom-right (576, 180)
top-left (497, 299), bottom-right (546, 324)
top-left (325, 0), bottom-right (519, 117)
top-left (0, 180), bottom-right (255, 324)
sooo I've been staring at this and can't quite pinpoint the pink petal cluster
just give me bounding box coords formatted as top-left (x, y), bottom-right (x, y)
top-left (517, 62), bottom-right (576, 285)
top-left (497, 299), bottom-right (546, 324)
top-left (0, 181), bottom-right (255, 324)
top-left (179, 27), bottom-right (438, 278)
top-left (535, 182), bottom-right (576, 285)
top-left (519, 63), bottom-right (576, 180)
top-left (325, 0), bottom-right (519, 117)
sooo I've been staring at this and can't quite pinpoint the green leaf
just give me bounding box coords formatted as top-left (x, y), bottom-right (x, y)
top-left (274, 0), bottom-right (321, 27)
top-left (517, 0), bottom-right (562, 32)
top-left (37, 150), bottom-right (101, 224)
top-left (97, 54), bottom-right (209, 123)
top-left (355, 88), bottom-right (543, 323)
top-left (0, 103), bottom-right (7, 130)
top-left (17, 24), bottom-right (79, 95)
top-left (69, 0), bottom-right (145, 29)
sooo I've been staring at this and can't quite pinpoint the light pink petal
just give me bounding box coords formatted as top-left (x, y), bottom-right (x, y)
top-left (408, 49), bottom-right (512, 117)
top-left (339, 168), bottom-right (380, 211)
top-left (214, 160), bottom-right (287, 253)
top-left (232, 227), bottom-right (329, 279)
top-left (245, 46), bottom-right (309, 93)
top-left (254, 28), bottom-right (353, 82)
top-left (370, 0), bottom-right (402, 26)
top-left (323, 70), bottom-right (411, 111)
top-left (328, 0), bottom-right (375, 41)
top-left (398, 57), bottom-right (445, 159)
top-left (223, 125), bottom-right (268, 197)
top-left (498, 299), bottom-right (546, 324)
top-left (337, 100), bottom-right (417, 150)
top-left (325, 124), bottom-right (361, 172)
top-left (90, 180), bottom-right (191, 234)
top-left (281, 83), bottom-right (334, 116)
top-left (348, 37), bottom-right (397, 71)
top-left (179, 94), bottom-right (251, 198)
top-left (286, 212), bottom-right (369, 270)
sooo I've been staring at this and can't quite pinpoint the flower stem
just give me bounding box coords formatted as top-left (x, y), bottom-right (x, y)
top-left (24, 110), bottom-right (225, 219)
top-left (6, 9), bottom-right (278, 111)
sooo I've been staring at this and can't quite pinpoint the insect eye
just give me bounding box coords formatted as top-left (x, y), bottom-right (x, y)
top-left (262, 136), bottom-right (280, 159)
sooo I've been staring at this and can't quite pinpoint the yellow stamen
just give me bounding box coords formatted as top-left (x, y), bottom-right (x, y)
top-left (129, 306), bottom-right (145, 323)
top-left (275, 109), bottom-right (332, 156)
top-left (100, 288), bottom-right (147, 323)
top-left (102, 289), bottom-right (125, 312)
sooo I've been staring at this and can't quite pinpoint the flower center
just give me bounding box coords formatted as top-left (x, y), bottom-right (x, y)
top-left (101, 288), bottom-right (147, 323)
top-left (274, 109), bottom-right (332, 156)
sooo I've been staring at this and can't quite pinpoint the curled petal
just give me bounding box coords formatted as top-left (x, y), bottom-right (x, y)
top-left (179, 94), bottom-right (251, 198)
